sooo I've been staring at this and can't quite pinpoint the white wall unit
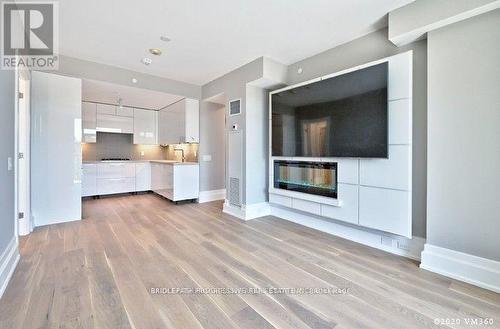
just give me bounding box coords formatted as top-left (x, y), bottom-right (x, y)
top-left (158, 98), bottom-right (199, 145)
top-left (134, 109), bottom-right (158, 145)
top-left (135, 162), bottom-right (151, 191)
top-left (268, 51), bottom-right (413, 238)
top-left (321, 184), bottom-right (359, 224)
top-left (31, 71), bottom-right (82, 226)
top-left (82, 164), bottom-right (97, 197)
top-left (359, 186), bottom-right (411, 237)
top-left (96, 113), bottom-right (134, 134)
top-left (82, 102), bottom-right (97, 143)
top-left (359, 145), bottom-right (411, 190)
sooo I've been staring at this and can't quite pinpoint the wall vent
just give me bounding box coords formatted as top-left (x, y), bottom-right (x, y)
top-left (229, 177), bottom-right (241, 206)
top-left (229, 99), bottom-right (241, 116)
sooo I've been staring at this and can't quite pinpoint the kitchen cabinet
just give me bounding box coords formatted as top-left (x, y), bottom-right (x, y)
top-left (134, 109), bottom-right (158, 145)
top-left (151, 162), bottom-right (198, 201)
top-left (135, 162), bottom-right (151, 191)
top-left (158, 98), bottom-right (199, 145)
top-left (82, 164), bottom-right (97, 197)
top-left (82, 102), bottom-right (97, 143)
top-left (96, 162), bottom-right (136, 195)
top-left (96, 113), bottom-right (134, 134)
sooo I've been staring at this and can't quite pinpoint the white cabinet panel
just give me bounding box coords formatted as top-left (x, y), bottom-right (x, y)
top-left (388, 52), bottom-right (412, 100)
top-left (173, 165), bottom-right (199, 200)
top-left (96, 103), bottom-right (116, 115)
top-left (134, 109), bottom-right (157, 145)
top-left (158, 98), bottom-right (199, 145)
top-left (97, 163), bottom-right (135, 179)
top-left (135, 162), bottom-right (151, 191)
top-left (333, 158), bottom-right (359, 184)
top-left (97, 178), bottom-right (135, 195)
top-left (321, 184), bottom-right (358, 224)
top-left (116, 106), bottom-right (134, 117)
top-left (185, 98), bottom-right (199, 143)
top-left (292, 198), bottom-right (321, 215)
top-left (359, 145), bottom-right (410, 190)
top-left (269, 193), bottom-right (292, 207)
top-left (82, 102), bottom-right (96, 143)
top-left (359, 186), bottom-right (411, 237)
top-left (96, 114), bottom-right (133, 134)
top-left (82, 164), bottom-right (97, 197)
top-left (388, 99), bottom-right (412, 145)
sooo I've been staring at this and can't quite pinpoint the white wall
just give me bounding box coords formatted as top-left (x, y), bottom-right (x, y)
top-left (426, 9), bottom-right (500, 261)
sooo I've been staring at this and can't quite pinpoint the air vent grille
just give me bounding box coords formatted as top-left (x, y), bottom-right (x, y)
top-left (229, 99), bottom-right (241, 116)
top-left (229, 177), bottom-right (241, 206)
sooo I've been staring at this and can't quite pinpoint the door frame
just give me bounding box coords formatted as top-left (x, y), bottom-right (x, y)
top-left (16, 69), bottom-right (32, 236)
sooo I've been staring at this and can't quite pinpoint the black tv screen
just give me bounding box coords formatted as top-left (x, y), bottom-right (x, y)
top-left (272, 62), bottom-right (388, 158)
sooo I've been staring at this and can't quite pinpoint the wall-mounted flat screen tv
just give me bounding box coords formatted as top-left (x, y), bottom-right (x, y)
top-left (271, 62), bottom-right (388, 158)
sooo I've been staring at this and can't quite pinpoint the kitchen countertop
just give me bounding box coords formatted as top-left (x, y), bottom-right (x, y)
top-left (83, 160), bottom-right (199, 166)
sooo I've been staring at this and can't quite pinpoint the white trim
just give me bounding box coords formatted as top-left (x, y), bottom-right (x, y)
top-left (420, 244), bottom-right (500, 293)
top-left (270, 204), bottom-right (425, 260)
top-left (0, 237), bottom-right (20, 299)
top-left (198, 189), bottom-right (226, 203)
top-left (223, 200), bottom-right (271, 221)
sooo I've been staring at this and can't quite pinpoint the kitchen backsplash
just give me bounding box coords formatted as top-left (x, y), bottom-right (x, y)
top-left (82, 132), bottom-right (198, 162)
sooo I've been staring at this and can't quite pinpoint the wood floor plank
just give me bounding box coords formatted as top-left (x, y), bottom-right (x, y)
top-left (1, 194), bottom-right (499, 329)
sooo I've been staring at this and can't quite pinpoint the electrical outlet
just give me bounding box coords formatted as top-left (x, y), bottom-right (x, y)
top-left (397, 241), bottom-right (410, 251)
top-left (7, 157), bottom-right (13, 171)
top-left (202, 155), bottom-right (212, 162)
top-left (140, 151), bottom-right (145, 156)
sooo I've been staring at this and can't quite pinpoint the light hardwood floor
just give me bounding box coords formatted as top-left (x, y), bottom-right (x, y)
top-left (1, 193), bottom-right (499, 329)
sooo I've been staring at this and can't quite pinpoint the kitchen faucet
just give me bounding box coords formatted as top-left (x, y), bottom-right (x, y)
top-left (174, 148), bottom-right (185, 162)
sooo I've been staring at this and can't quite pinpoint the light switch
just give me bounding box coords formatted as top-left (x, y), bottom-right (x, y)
top-left (7, 157), bottom-right (13, 171)
top-left (202, 155), bottom-right (212, 162)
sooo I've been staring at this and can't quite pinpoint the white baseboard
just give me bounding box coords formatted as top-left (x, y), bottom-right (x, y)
top-left (420, 244), bottom-right (500, 293)
top-left (0, 237), bottom-right (20, 299)
top-left (270, 204), bottom-right (425, 260)
top-left (223, 200), bottom-right (271, 221)
top-left (198, 189), bottom-right (226, 203)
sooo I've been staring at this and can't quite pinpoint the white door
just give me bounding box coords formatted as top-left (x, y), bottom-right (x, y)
top-left (31, 71), bottom-right (82, 226)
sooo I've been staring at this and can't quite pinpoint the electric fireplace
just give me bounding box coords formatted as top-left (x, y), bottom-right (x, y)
top-left (273, 161), bottom-right (337, 198)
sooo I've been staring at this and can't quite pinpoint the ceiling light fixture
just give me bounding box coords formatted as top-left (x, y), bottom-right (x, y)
top-left (141, 57), bottom-right (152, 65)
top-left (149, 48), bottom-right (162, 56)
top-left (132, 78), bottom-right (138, 84)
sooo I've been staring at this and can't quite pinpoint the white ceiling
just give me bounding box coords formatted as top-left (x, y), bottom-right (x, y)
top-left (82, 79), bottom-right (184, 110)
top-left (59, 0), bottom-right (414, 85)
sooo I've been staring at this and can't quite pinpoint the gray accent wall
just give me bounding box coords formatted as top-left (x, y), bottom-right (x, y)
top-left (285, 28), bottom-right (428, 238)
top-left (0, 70), bottom-right (16, 255)
top-left (427, 9), bottom-right (500, 261)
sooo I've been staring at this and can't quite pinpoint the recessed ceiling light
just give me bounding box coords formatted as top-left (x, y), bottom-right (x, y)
top-left (131, 78), bottom-right (138, 84)
top-left (141, 57), bottom-right (152, 65)
top-left (149, 48), bottom-right (162, 56)
top-left (160, 35), bottom-right (171, 42)
top-left (297, 67), bottom-right (303, 74)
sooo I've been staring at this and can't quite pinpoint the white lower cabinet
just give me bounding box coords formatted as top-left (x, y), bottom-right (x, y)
top-left (97, 178), bottom-right (135, 195)
top-left (151, 162), bottom-right (199, 201)
top-left (82, 164), bottom-right (97, 197)
top-left (135, 162), bottom-right (151, 191)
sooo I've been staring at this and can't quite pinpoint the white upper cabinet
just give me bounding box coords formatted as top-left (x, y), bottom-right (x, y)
top-left (82, 102), bottom-right (97, 143)
top-left (96, 103), bottom-right (116, 115)
top-left (133, 109), bottom-right (158, 144)
top-left (158, 98), bottom-right (199, 145)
